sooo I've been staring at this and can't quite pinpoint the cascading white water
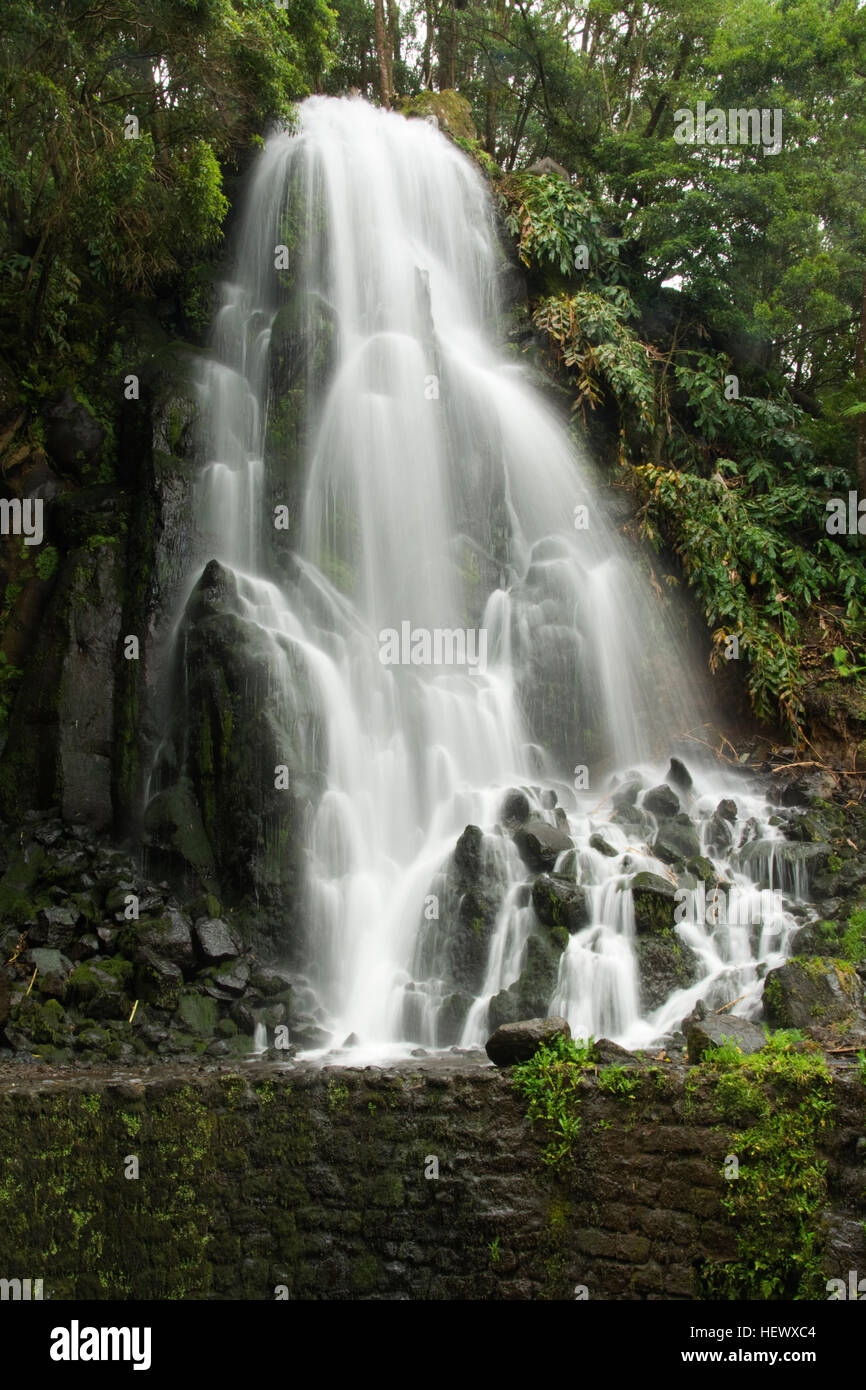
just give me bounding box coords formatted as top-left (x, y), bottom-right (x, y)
top-left (186, 96), bottom-right (809, 1058)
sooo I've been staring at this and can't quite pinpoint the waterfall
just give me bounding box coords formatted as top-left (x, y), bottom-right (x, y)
top-left (172, 96), bottom-right (806, 1058)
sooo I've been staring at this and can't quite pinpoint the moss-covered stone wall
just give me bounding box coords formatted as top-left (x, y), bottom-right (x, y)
top-left (0, 1058), bottom-right (864, 1300)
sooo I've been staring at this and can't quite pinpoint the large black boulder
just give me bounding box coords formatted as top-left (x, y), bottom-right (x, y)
top-left (485, 1015), bottom-right (571, 1067)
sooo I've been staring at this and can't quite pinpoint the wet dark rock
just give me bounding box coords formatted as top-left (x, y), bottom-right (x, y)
top-left (630, 872), bottom-right (678, 935)
top-left (643, 784), bottom-right (680, 820)
top-left (531, 873), bottom-right (590, 938)
top-left (435, 825), bottom-right (505, 995)
top-left (33, 904), bottom-right (80, 950)
top-left (589, 832), bottom-right (617, 857)
top-left (486, 1015), bottom-right (571, 1067)
top-left (134, 949), bottom-right (183, 1012)
top-left (33, 822), bottom-right (65, 849)
top-left (687, 856), bottom-right (717, 885)
top-left (707, 812), bottom-right (734, 856)
top-left (249, 965), bottom-right (293, 997)
top-left (682, 1004), bottom-right (766, 1061)
top-left (773, 770), bottom-right (838, 807)
top-left (666, 758), bottom-right (693, 793)
top-left (610, 803), bottom-right (653, 837)
top-left (230, 1000), bottom-right (257, 1034)
top-left (194, 917), bottom-right (241, 963)
top-left (209, 958), bottom-right (250, 995)
top-left (593, 1038), bottom-right (636, 1065)
top-left (157, 559), bottom-right (326, 948)
top-left (23, 948), bottom-right (72, 997)
top-left (715, 799), bottom-right (738, 823)
top-left (513, 818), bottom-right (573, 872)
top-left (500, 789), bottom-right (530, 827)
top-left (65, 956), bottom-right (133, 1020)
top-left (42, 391), bottom-right (106, 476)
top-left (437, 990), bottom-right (472, 1046)
top-left (653, 818), bottom-right (702, 867)
top-left (611, 778), bottom-right (642, 810)
top-left (137, 909), bottom-right (194, 968)
top-left (0, 967), bottom-right (12, 1029)
top-left (487, 935), bottom-right (562, 1031)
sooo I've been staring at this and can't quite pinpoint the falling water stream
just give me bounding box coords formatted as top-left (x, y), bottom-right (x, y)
top-left (179, 97), bottom-right (809, 1060)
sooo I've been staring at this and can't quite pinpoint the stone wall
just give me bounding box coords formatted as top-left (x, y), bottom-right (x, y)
top-left (0, 1058), bottom-right (863, 1301)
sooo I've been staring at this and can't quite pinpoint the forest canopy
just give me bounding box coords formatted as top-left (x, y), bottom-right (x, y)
top-left (2, 0), bottom-right (865, 746)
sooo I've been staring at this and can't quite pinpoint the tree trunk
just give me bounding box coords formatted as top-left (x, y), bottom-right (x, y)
top-left (855, 269), bottom-right (866, 499)
top-left (421, 2), bottom-right (436, 89)
top-left (387, 0), bottom-right (399, 98)
top-left (373, 0), bottom-right (391, 107)
top-left (449, 2), bottom-right (457, 88)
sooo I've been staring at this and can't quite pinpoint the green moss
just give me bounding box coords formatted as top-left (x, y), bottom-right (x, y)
top-left (840, 909), bottom-right (866, 964)
top-left (692, 1031), bottom-right (833, 1299)
top-left (326, 1078), bottom-right (349, 1114)
top-left (35, 544), bottom-right (59, 580)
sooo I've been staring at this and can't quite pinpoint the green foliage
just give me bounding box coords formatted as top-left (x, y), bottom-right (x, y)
top-left (832, 646), bottom-right (866, 678)
top-left (501, 173), bottom-right (623, 281)
top-left (534, 290), bottom-right (655, 426)
top-left (326, 1079), bottom-right (349, 1114)
top-left (0, 0), bottom-right (337, 365)
top-left (840, 910), bottom-right (866, 965)
top-left (694, 1030), bottom-right (833, 1299)
top-left (596, 1063), bottom-right (640, 1100)
top-left (631, 361), bottom-right (866, 734)
top-left (35, 545), bottom-right (59, 581)
top-left (512, 1033), bottom-right (595, 1170)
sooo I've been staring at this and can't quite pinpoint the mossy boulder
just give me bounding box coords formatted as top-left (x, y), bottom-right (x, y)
top-left (763, 956), bottom-right (865, 1035)
top-left (635, 932), bottom-right (703, 1012)
top-left (433, 825), bottom-right (505, 996)
top-left (23, 947), bottom-right (72, 997)
top-left (630, 872), bottom-right (678, 934)
top-left (531, 873), bottom-right (589, 938)
top-left (137, 909), bottom-right (194, 967)
top-left (485, 1014), bottom-right (571, 1067)
top-left (134, 949), bottom-right (183, 1012)
top-left (398, 90), bottom-right (477, 142)
top-left (513, 819), bottom-right (574, 873)
top-left (652, 817), bottom-right (702, 867)
top-left (643, 784), bottom-right (680, 819)
top-left (66, 956), bottom-right (133, 1019)
top-left (8, 995), bottom-right (69, 1047)
top-left (682, 1004), bottom-right (767, 1061)
top-left (176, 992), bottom-right (219, 1038)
